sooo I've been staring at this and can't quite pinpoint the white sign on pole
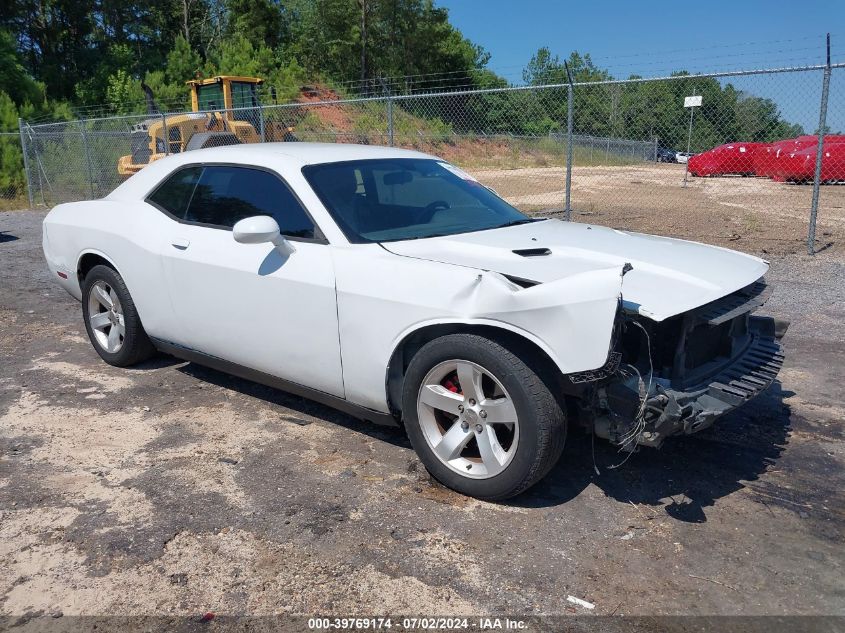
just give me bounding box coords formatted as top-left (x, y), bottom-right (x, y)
top-left (684, 95), bottom-right (702, 108)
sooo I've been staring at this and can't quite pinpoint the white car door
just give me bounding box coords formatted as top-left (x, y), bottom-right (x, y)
top-left (149, 164), bottom-right (344, 397)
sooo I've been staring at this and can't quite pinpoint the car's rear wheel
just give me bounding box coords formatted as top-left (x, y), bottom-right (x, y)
top-left (81, 264), bottom-right (155, 367)
top-left (402, 334), bottom-right (566, 500)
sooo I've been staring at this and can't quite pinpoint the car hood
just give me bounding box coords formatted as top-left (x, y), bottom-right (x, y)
top-left (380, 219), bottom-right (768, 321)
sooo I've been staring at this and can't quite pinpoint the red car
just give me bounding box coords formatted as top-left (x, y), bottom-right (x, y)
top-left (776, 142), bottom-right (845, 183)
top-left (764, 135), bottom-right (845, 180)
top-left (688, 142), bottom-right (766, 177)
top-left (753, 138), bottom-right (813, 178)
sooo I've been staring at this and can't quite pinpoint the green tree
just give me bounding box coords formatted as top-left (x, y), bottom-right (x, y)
top-left (0, 0), bottom-right (96, 99)
top-left (226, 0), bottom-right (287, 50)
top-left (0, 29), bottom-right (43, 106)
top-left (74, 42), bottom-right (136, 106)
top-left (0, 91), bottom-right (25, 199)
top-left (105, 69), bottom-right (144, 115)
top-left (167, 35), bottom-right (203, 84)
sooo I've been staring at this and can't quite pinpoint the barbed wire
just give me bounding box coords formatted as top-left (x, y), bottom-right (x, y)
top-left (20, 35), bottom-right (839, 124)
top-left (321, 34), bottom-right (836, 91)
top-left (579, 33), bottom-right (831, 62)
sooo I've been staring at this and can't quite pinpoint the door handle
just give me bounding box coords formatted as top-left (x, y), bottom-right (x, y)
top-left (171, 238), bottom-right (190, 250)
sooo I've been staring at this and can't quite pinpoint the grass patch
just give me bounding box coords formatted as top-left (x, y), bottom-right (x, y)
top-left (0, 196), bottom-right (30, 211)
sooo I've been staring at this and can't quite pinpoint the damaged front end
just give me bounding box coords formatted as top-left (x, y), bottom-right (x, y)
top-left (584, 277), bottom-right (788, 449)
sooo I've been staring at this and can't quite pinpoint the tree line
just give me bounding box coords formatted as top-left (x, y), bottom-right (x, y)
top-left (0, 0), bottom-right (486, 116)
top-left (0, 1), bottom-right (806, 198)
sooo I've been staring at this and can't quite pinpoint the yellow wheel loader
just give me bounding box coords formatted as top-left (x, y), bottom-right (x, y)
top-left (118, 76), bottom-right (296, 176)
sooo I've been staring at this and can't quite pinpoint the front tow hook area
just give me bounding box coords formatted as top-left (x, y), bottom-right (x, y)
top-left (594, 316), bottom-right (786, 450)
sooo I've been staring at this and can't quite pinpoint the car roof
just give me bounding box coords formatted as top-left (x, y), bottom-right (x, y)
top-left (185, 141), bottom-right (434, 164)
top-left (107, 142), bottom-right (436, 201)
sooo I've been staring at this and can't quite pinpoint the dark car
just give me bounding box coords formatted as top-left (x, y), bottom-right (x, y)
top-left (656, 147), bottom-right (677, 163)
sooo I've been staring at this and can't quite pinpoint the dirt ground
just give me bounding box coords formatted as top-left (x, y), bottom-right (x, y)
top-left (477, 163), bottom-right (845, 257)
top-left (1, 201), bottom-right (844, 624)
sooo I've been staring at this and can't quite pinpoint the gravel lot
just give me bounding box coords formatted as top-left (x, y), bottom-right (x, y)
top-left (480, 163), bottom-right (845, 258)
top-left (1, 208), bottom-right (843, 620)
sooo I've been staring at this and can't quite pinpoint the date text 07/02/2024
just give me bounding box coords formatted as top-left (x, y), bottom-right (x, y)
top-left (307, 617), bottom-right (529, 630)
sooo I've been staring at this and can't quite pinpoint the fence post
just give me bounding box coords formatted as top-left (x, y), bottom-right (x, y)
top-left (26, 122), bottom-right (50, 206)
top-left (563, 62), bottom-right (574, 221)
top-left (387, 95), bottom-right (394, 147)
top-left (378, 77), bottom-right (395, 147)
top-left (682, 86), bottom-right (696, 188)
top-left (18, 118), bottom-right (34, 209)
top-left (258, 103), bottom-right (266, 142)
top-left (808, 34), bottom-right (832, 256)
top-left (79, 119), bottom-right (96, 198)
top-left (161, 113), bottom-right (170, 155)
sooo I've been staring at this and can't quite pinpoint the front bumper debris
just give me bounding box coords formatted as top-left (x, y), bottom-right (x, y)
top-left (595, 315), bottom-right (786, 448)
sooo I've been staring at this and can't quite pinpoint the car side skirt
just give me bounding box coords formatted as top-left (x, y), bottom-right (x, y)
top-left (150, 337), bottom-right (399, 427)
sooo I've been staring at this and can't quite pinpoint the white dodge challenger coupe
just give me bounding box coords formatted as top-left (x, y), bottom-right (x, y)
top-left (42, 143), bottom-right (786, 500)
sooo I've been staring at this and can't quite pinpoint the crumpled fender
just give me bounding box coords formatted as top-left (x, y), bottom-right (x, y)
top-left (335, 245), bottom-right (628, 413)
top-left (454, 266), bottom-right (625, 374)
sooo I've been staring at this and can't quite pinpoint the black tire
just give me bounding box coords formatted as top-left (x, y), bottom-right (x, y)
top-left (81, 264), bottom-right (156, 367)
top-left (402, 334), bottom-right (566, 501)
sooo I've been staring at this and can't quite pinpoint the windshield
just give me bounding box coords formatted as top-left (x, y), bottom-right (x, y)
top-left (196, 83), bottom-right (224, 111)
top-left (302, 158), bottom-right (532, 243)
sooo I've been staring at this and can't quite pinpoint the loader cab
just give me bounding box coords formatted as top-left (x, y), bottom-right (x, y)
top-left (188, 76), bottom-right (262, 122)
top-left (118, 75), bottom-right (267, 176)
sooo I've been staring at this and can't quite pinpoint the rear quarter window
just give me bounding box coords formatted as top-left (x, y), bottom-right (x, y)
top-left (146, 166), bottom-right (203, 218)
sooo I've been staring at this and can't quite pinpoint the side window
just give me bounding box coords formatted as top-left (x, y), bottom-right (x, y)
top-left (184, 166), bottom-right (317, 239)
top-left (146, 166), bottom-right (202, 218)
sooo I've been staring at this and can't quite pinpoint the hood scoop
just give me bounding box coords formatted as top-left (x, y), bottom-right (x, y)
top-left (513, 247), bottom-right (551, 257)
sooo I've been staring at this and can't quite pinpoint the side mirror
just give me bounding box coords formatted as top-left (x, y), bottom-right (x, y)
top-left (232, 215), bottom-right (295, 255)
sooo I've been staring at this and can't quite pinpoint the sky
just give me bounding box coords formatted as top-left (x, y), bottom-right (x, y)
top-left (437, 0), bottom-right (844, 132)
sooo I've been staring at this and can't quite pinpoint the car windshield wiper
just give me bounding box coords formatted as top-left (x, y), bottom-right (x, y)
top-left (377, 219), bottom-right (541, 242)
top-left (403, 231), bottom-right (460, 240)
top-left (497, 219), bottom-right (538, 229)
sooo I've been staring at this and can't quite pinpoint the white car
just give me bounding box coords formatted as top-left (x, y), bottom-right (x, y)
top-left (42, 143), bottom-right (786, 500)
top-left (676, 151), bottom-right (694, 164)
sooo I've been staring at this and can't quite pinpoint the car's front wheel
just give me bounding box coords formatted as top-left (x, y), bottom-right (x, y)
top-left (81, 264), bottom-right (156, 367)
top-left (402, 334), bottom-right (566, 500)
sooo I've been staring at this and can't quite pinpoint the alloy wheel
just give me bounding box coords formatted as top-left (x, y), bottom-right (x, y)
top-left (416, 360), bottom-right (520, 479)
top-left (87, 280), bottom-right (125, 353)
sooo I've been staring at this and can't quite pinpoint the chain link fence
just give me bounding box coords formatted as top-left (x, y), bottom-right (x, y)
top-left (11, 62), bottom-right (845, 254)
top-left (0, 131), bottom-right (29, 211)
top-left (818, 61), bottom-right (844, 252)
